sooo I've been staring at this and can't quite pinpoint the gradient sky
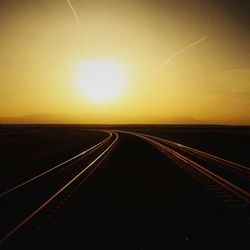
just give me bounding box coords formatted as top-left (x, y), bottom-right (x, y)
top-left (0, 0), bottom-right (249, 124)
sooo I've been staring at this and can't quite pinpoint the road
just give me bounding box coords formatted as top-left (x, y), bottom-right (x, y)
top-left (1, 131), bottom-right (250, 249)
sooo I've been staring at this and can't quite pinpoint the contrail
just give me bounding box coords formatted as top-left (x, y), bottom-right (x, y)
top-left (67, 0), bottom-right (79, 24)
top-left (134, 35), bottom-right (209, 81)
top-left (154, 35), bottom-right (208, 72)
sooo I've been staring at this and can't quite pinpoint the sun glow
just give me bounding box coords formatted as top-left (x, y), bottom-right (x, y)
top-left (75, 60), bottom-right (127, 102)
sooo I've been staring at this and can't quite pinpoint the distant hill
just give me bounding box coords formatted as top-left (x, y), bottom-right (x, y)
top-left (0, 114), bottom-right (84, 124)
top-left (0, 113), bottom-right (248, 125)
top-left (162, 116), bottom-right (204, 124)
top-left (0, 113), bottom-right (207, 124)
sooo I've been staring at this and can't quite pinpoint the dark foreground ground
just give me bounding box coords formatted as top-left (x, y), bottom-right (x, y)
top-left (0, 125), bottom-right (107, 190)
top-left (1, 125), bottom-right (250, 249)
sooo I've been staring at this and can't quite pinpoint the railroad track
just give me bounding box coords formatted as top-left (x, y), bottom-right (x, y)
top-left (138, 132), bottom-right (250, 186)
top-left (0, 131), bottom-right (118, 246)
top-left (119, 131), bottom-right (250, 220)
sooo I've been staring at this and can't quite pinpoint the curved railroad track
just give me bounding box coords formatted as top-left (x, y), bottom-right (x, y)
top-left (118, 130), bottom-right (250, 219)
top-left (0, 131), bottom-right (118, 246)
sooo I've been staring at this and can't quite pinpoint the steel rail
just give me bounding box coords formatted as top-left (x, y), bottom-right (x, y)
top-left (137, 132), bottom-right (250, 174)
top-left (134, 132), bottom-right (250, 203)
top-left (0, 131), bottom-right (112, 198)
top-left (117, 130), bottom-right (250, 204)
top-left (0, 132), bottom-right (118, 245)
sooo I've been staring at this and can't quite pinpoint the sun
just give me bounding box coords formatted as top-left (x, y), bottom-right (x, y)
top-left (75, 60), bottom-right (127, 102)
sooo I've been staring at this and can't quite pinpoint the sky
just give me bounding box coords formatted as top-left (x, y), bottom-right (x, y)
top-left (0, 0), bottom-right (249, 124)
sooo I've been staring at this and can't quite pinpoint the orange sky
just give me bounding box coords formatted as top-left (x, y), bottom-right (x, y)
top-left (0, 0), bottom-right (249, 124)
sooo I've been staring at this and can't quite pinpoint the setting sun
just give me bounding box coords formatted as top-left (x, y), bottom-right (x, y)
top-left (75, 60), bottom-right (127, 102)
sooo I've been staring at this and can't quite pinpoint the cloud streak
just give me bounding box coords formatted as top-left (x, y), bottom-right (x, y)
top-left (67, 0), bottom-right (79, 24)
top-left (154, 35), bottom-right (208, 73)
top-left (134, 35), bottom-right (209, 81)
